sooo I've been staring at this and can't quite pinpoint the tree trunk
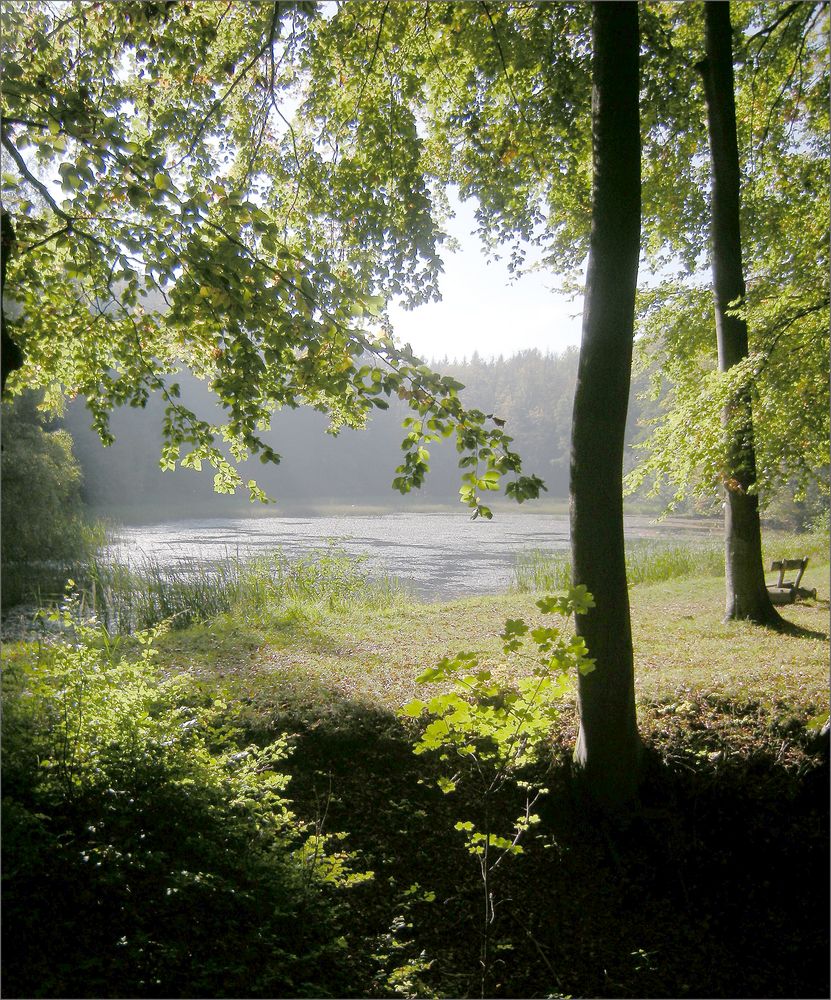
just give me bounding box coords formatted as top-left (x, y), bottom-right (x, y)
top-left (1, 207), bottom-right (22, 394)
top-left (697, 2), bottom-right (782, 626)
top-left (570, 1), bottom-right (641, 812)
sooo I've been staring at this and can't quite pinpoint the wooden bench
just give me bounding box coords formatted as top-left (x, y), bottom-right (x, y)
top-left (767, 557), bottom-right (815, 604)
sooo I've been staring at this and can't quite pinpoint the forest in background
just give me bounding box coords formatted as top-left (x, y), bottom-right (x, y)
top-left (19, 344), bottom-right (818, 527)
top-left (59, 347), bottom-right (628, 511)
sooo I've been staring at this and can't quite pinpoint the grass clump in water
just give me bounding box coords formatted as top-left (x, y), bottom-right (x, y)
top-left (63, 547), bottom-right (406, 635)
top-left (512, 548), bottom-right (572, 593)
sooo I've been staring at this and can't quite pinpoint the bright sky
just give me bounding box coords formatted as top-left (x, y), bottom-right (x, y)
top-left (387, 194), bottom-right (584, 364)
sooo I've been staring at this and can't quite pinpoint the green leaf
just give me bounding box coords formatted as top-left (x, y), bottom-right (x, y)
top-left (400, 699), bottom-right (427, 718)
top-left (500, 619), bottom-right (529, 639)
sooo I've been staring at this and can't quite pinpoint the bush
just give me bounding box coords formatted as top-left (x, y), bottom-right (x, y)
top-left (2, 599), bottom-right (363, 998)
top-left (1, 392), bottom-right (104, 607)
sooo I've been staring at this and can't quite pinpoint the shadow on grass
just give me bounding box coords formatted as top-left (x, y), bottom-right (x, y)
top-left (772, 613), bottom-right (829, 642)
top-left (156, 607), bottom-right (353, 675)
top-left (241, 687), bottom-right (830, 1000)
top-left (759, 594), bottom-right (829, 640)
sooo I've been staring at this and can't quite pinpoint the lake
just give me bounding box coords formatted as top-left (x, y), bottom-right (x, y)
top-left (110, 511), bottom-right (720, 601)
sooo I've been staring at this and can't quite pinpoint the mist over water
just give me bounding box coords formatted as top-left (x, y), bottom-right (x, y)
top-left (110, 512), bottom-right (718, 601)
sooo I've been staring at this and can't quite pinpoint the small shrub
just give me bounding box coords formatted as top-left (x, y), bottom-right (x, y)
top-left (402, 586), bottom-right (595, 996)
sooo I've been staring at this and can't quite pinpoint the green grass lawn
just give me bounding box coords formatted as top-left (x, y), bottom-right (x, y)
top-left (160, 561), bottom-right (829, 738)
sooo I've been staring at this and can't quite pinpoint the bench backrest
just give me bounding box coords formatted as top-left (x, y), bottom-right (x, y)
top-left (770, 557), bottom-right (809, 589)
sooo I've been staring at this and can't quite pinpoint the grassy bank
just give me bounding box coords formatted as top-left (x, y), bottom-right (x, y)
top-left (152, 560), bottom-right (828, 730)
top-left (514, 529), bottom-right (830, 593)
top-left (3, 547), bottom-right (828, 998)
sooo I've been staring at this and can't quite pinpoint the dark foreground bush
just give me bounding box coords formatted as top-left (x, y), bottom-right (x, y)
top-left (2, 604), bottom-right (363, 999)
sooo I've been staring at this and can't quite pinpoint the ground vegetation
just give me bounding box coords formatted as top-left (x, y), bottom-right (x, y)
top-left (3, 553), bottom-right (827, 998)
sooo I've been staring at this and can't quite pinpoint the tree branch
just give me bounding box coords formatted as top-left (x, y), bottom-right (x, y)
top-left (175, 2), bottom-right (282, 167)
top-left (757, 10), bottom-right (815, 159)
top-left (754, 299), bottom-right (830, 373)
top-left (480, 2), bottom-right (542, 175)
top-left (2, 136), bottom-right (125, 261)
top-left (347, 1), bottom-right (390, 129)
top-left (747, 2), bottom-right (801, 48)
top-left (18, 226), bottom-right (71, 254)
top-left (1, 134), bottom-right (72, 221)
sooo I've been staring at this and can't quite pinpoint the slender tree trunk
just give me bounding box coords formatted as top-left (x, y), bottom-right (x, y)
top-left (697, 2), bottom-right (782, 625)
top-left (1, 207), bottom-right (23, 395)
top-left (570, 1), bottom-right (641, 812)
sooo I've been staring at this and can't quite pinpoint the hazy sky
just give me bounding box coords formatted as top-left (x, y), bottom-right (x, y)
top-left (387, 194), bottom-right (584, 363)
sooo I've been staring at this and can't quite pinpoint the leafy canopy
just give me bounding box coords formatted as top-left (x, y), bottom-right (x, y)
top-left (1, 1), bottom-right (544, 515)
top-left (630, 2), bottom-right (829, 508)
top-left (4, 2), bottom-right (826, 513)
top-left (299, 1), bottom-right (828, 508)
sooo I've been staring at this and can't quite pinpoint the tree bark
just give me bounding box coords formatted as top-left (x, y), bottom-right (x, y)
top-left (697, 2), bottom-right (782, 625)
top-left (570, 1), bottom-right (641, 812)
top-left (1, 206), bottom-right (23, 395)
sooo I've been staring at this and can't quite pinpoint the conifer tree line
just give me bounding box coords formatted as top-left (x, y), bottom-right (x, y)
top-left (57, 347), bottom-right (658, 509)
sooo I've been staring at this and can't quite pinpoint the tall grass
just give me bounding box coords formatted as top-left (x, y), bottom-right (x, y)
top-left (762, 529), bottom-right (830, 568)
top-left (1, 520), bottom-right (111, 609)
top-left (513, 528), bottom-right (829, 594)
top-left (17, 548), bottom-right (406, 636)
top-left (512, 549), bottom-right (573, 593)
top-left (513, 539), bottom-right (726, 593)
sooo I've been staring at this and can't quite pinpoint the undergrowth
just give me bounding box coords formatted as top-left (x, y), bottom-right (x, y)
top-left (1, 597), bottom-right (370, 999)
top-left (2, 542), bottom-right (827, 998)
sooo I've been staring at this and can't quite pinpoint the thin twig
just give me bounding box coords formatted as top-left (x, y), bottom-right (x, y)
top-left (175, 2), bottom-right (282, 167)
top-left (350, 1), bottom-right (390, 128)
top-left (757, 8), bottom-right (817, 160)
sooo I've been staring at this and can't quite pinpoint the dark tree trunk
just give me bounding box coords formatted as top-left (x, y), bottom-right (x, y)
top-left (697, 2), bottom-right (782, 625)
top-left (1, 207), bottom-right (23, 394)
top-left (570, 1), bottom-right (641, 812)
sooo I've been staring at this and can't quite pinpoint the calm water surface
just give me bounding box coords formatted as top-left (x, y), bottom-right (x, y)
top-left (110, 512), bottom-right (719, 601)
